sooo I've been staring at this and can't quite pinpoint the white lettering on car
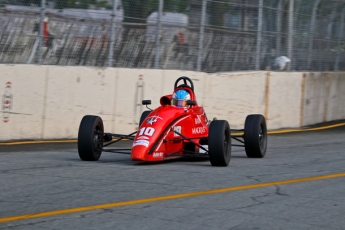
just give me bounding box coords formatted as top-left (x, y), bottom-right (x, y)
top-left (153, 152), bottom-right (163, 158)
top-left (138, 127), bottom-right (155, 137)
top-left (173, 126), bottom-right (181, 137)
top-left (192, 127), bottom-right (206, 134)
top-left (132, 140), bottom-right (149, 147)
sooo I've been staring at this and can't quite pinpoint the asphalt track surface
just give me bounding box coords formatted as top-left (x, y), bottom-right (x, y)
top-left (1, 126), bottom-right (345, 230)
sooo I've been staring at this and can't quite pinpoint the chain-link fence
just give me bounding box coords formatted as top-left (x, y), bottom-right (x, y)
top-left (0, 0), bottom-right (344, 72)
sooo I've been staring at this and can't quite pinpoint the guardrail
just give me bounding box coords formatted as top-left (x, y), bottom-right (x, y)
top-left (0, 64), bottom-right (344, 141)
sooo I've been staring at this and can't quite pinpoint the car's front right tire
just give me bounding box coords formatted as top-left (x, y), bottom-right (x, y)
top-left (78, 115), bottom-right (104, 161)
top-left (139, 110), bottom-right (151, 128)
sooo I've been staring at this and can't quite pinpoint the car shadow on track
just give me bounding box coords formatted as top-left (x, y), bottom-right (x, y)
top-left (58, 149), bottom-right (248, 167)
top-left (92, 154), bottom-right (248, 167)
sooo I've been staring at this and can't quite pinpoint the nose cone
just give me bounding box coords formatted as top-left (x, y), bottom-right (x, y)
top-left (131, 145), bottom-right (148, 161)
top-left (131, 106), bottom-right (187, 162)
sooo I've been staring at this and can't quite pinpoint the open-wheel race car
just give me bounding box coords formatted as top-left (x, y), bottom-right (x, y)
top-left (78, 76), bottom-right (267, 166)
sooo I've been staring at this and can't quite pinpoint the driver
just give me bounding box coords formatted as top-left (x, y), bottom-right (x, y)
top-left (171, 89), bottom-right (190, 108)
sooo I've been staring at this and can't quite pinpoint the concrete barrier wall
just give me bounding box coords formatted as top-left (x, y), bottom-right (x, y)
top-left (326, 72), bottom-right (345, 122)
top-left (204, 71), bottom-right (267, 129)
top-left (302, 72), bottom-right (329, 126)
top-left (0, 65), bottom-right (47, 140)
top-left (113, 68), bottom-right (164, 134)
top-left (267, 72), bottom-right (303, 130)
top-left (301, 72), bottom-right (345, 126)
top-left (42, 66), bottom-right (116, 139)
top-left (0, 64), bottom-right (344, 141)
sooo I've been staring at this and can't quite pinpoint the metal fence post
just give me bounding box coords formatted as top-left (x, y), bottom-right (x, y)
top-left (276, 0), bottom-right (283, 57)
top-left (334, 7), bottom-right (345, 71)
top-left (255, 0), bottom-right (263, 70)
top-left (307, 0), bottom-right (321, 70)
top-left (37, 0), bottom-right (46, 64)
top-left (154, 0), bottom-right (163, 69)
top-left (197, 0), bottom-right (207, 72)
top-left (287, 0), bottom-right (294, 71)
top-left (108, 0), bottom-right (118, 67)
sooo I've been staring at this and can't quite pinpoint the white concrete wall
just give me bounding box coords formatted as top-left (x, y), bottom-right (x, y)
top-left (204, 71), bottom-right (266, 129)
top-left (326, 72), bottom-right (345, 122)
top-left (42, 66), bottom-right (116, 139)
top-left (0, 65), bottom-right (47, 140)
top-left (0, 64), bottom-right (344, 141)
top-left (267, 72), bottom-right (303, 130)
top-left (302, 72), bottom-right (329, 126)
top-left (113, 68), bottom-right (164, 134)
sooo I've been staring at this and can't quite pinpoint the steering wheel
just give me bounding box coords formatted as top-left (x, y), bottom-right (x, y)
top-left (174, 76), bottom-right (194, 92)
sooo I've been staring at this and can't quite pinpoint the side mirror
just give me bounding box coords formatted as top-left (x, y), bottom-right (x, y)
top-left (142, 100), bottom-right (151, 105)
top-left (186, 100), bottom-right (196, 106)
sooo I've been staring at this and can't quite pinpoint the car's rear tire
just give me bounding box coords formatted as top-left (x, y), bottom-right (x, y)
top-left (244, 114), bottom-right (267, 158)
top-left (139, 110), bottom-right (151, 127)
top-left (208, 120), bottom-right (231, 166)
top-left (78, 115), bottom-right (104, 161)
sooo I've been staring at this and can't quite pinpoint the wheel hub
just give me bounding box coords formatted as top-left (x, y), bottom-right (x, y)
top-left (93, 127), bottom-right (103, 151)
top-left (259, 126), bottom-right (264, 148)
top-left (223, 132), bottom-right (229, 156)
top-left (93, 134), bottom-right (99, 150)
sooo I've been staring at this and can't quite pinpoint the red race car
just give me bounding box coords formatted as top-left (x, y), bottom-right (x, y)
top-left (77, 76), bottom-right (267, 166)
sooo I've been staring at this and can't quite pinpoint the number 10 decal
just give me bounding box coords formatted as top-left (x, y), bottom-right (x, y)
top-left (138, 127), bottom-right (155, 136)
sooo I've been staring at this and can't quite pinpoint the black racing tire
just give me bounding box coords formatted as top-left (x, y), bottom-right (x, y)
top-left (208, 120), bottom-right (231, 166)
top-left (78, 115), bottom-right (104, 161)
top-left (139, 110), bottom-right (151, 127)
top-left (244, 114), bottom-right (267, 158)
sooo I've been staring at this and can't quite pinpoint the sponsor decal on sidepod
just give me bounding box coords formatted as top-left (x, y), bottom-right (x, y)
top-left (192, 127), bottom-right (206, 134)
top-left (173, 126), bottom-right (181, 137)
top-left (133, 140), bottom-right (149, 147)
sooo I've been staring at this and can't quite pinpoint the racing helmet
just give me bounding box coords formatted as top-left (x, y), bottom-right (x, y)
top-left (171, 89), bottom-right (191, 108)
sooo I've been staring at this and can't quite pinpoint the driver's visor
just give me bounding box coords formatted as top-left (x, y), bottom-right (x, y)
top-left (171, 99), bottom-right (187, 107)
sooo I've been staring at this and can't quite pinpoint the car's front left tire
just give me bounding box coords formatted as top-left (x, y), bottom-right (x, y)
top-left (244, 114), bottom-right (267, 158)
top-left (208, 120), bottom-right (231, 166)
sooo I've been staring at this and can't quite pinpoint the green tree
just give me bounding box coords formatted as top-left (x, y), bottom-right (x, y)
top-left (16, 0), bottom-right (41, 6)
top-left (122, 0), bottom-right (188, 23)
top-left (55, 0), bottom-right (109, 9)
top-left (79, 0), bottom-right (108, 9)
top-left (0, 0), bottom-right (5, 8)
top-left (122, 0), bottom-right (151, 23)
top-left (209, 0), bottom-right (229, 27)
top-left (161, 0), bottom-right (187, 13)
top-left (55, 0), bottom-right (76, 9)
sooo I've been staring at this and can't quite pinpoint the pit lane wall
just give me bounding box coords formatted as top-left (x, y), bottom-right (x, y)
top-left (0, 64), bottom-right (344, 141)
